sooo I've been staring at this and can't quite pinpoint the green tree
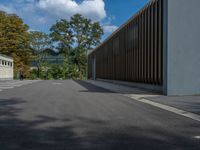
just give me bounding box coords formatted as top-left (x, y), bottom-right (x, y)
top-left (70, 14), bottom-right (103, 50)
top-left (0, 11), bottom-right (32, 77)
top-left (50, 20), bottom-right (73, 56)
top-left (48, 64), bottom-right (63, 79)
top-left (50, 14), bottom-right (103, 79)
top-left (29, 31), bottom-right (52, 78)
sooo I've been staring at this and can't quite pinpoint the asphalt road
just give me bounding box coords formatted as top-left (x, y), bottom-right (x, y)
top-left (0, 80), bottom-right (200, 150)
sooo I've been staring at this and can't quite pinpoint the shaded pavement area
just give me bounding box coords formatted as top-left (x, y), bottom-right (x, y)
top-left (147, 96), bottom-right (200, 115)
top-left (86, 80), bottom-right (200, 116)
top-left (0, 80), bottom-right (200, 150)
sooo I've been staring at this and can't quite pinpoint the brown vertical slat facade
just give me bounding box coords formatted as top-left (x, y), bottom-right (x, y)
top-left (88, 0), bottom-right (163, 86)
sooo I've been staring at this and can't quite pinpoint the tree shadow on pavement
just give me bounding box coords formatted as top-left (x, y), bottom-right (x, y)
top-left (74, 80), bottom-right (116, 93)
top-left (0, 98), bottom-right (200, 150)
top-left (74, 80), bottom-right (161, 95)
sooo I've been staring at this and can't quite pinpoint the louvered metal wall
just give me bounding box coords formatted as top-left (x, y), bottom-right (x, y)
top-left (88, 0), bottom-right (163, 85)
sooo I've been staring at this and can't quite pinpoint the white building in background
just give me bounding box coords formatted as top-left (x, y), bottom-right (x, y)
top-left (0, 54), bottom-right (13, 80)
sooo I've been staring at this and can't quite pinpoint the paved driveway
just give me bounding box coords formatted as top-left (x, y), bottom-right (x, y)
top-left (0, 80), bottom-right (200, 150)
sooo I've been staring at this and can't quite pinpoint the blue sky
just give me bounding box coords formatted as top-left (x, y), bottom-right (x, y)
top-left (0, 0), bottom-right (149, 39)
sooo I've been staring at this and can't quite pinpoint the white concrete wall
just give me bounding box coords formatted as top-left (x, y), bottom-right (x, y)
top-left (0, 54), bottom-right (14, 80)
top-left (164, 0), bottom-right (200, 95)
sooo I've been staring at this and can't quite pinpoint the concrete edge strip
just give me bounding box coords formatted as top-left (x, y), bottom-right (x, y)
top-left (127, 96), bottom-right (200, 122)
top-left (84, 80), bottom-right (200, 122)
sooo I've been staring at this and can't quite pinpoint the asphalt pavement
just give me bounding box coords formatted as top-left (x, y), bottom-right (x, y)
top-left (0, 80), bottom-right (200, 150)
top-left (0, 80), bottom-right (39, 92)
top-left (147, 96), bottom-right (200, 115)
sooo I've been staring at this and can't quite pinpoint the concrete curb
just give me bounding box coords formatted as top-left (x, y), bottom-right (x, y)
top-left (126, 95), bottom-right (200, 122)
top-left (85, 80), bottom-right (200, 122)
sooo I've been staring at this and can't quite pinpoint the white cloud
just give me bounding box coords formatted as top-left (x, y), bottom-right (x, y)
top-left (103, 25), bottom-right (118, 34)
top-left (37, 0), bottom-right (106, 21)
top-left (28, 28), bottom-right (41, 32)
top-left (0, 0), bottom-right (118, 37)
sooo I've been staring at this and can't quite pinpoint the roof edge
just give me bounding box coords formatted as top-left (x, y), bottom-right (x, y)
top-left (0, 53), bottom-right (13, 60)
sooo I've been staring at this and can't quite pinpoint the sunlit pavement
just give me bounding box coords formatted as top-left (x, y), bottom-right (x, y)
top-left (0, 80), bottom-right (39, 92)
top-left (0, 80), bottom-right (200, 150)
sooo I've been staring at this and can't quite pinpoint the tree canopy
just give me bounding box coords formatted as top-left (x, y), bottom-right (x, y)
top-left (29, 31), bottom-right (51, 54)
top-left (29, 31), bottom-right (52, 78)
top-left (0, 11), bottom-right (103, 79)
top-left (0, 11), bottom-right (31, 76)
top-left (50, 14), bottom-right (103, 78)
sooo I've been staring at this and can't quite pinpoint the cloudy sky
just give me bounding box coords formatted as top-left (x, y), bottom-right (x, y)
top-left (0, 0), bottom-right (149, 39)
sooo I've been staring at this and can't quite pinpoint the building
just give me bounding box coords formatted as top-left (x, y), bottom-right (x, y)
top-left (30, 49), bottom-right (65, 70)
top-left (0, 54), bottom-right (14, 80)
top-left (88, 0), bottom-right (200, 95)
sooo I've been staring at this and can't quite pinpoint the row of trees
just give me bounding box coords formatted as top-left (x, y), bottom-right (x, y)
top-left (0, 11), bottom-right (103, 79)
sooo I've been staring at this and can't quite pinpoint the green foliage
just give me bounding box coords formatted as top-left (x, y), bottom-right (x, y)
top-left (29, 58), bottom-right (86, 80)
top-left (70, 14), bottom-right (103, 49)
top-left (50, 14), bottom-right (103, 79)
top-left (50, 20), bottom-right (73, 56)
top-left (0, 11), bottom-right (32, 76)
top-left (29, 31), bottom-right (51, 54)
top-left (48, 64), bottom-right (63, 79)
top-left (29, 31), bottom-right (52, 78)
top-left (62, 58), bottom-right (81, 79)
top-left (29, 70), bottom-right (39, 80)
top-left (0, 11), bottom-right (103, 80)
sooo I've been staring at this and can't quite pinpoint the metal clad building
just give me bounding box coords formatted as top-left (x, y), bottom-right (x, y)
top-left (88, 0), bottom-right (200, 95)
top-left (0, 54), bottom-right (14, 80)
